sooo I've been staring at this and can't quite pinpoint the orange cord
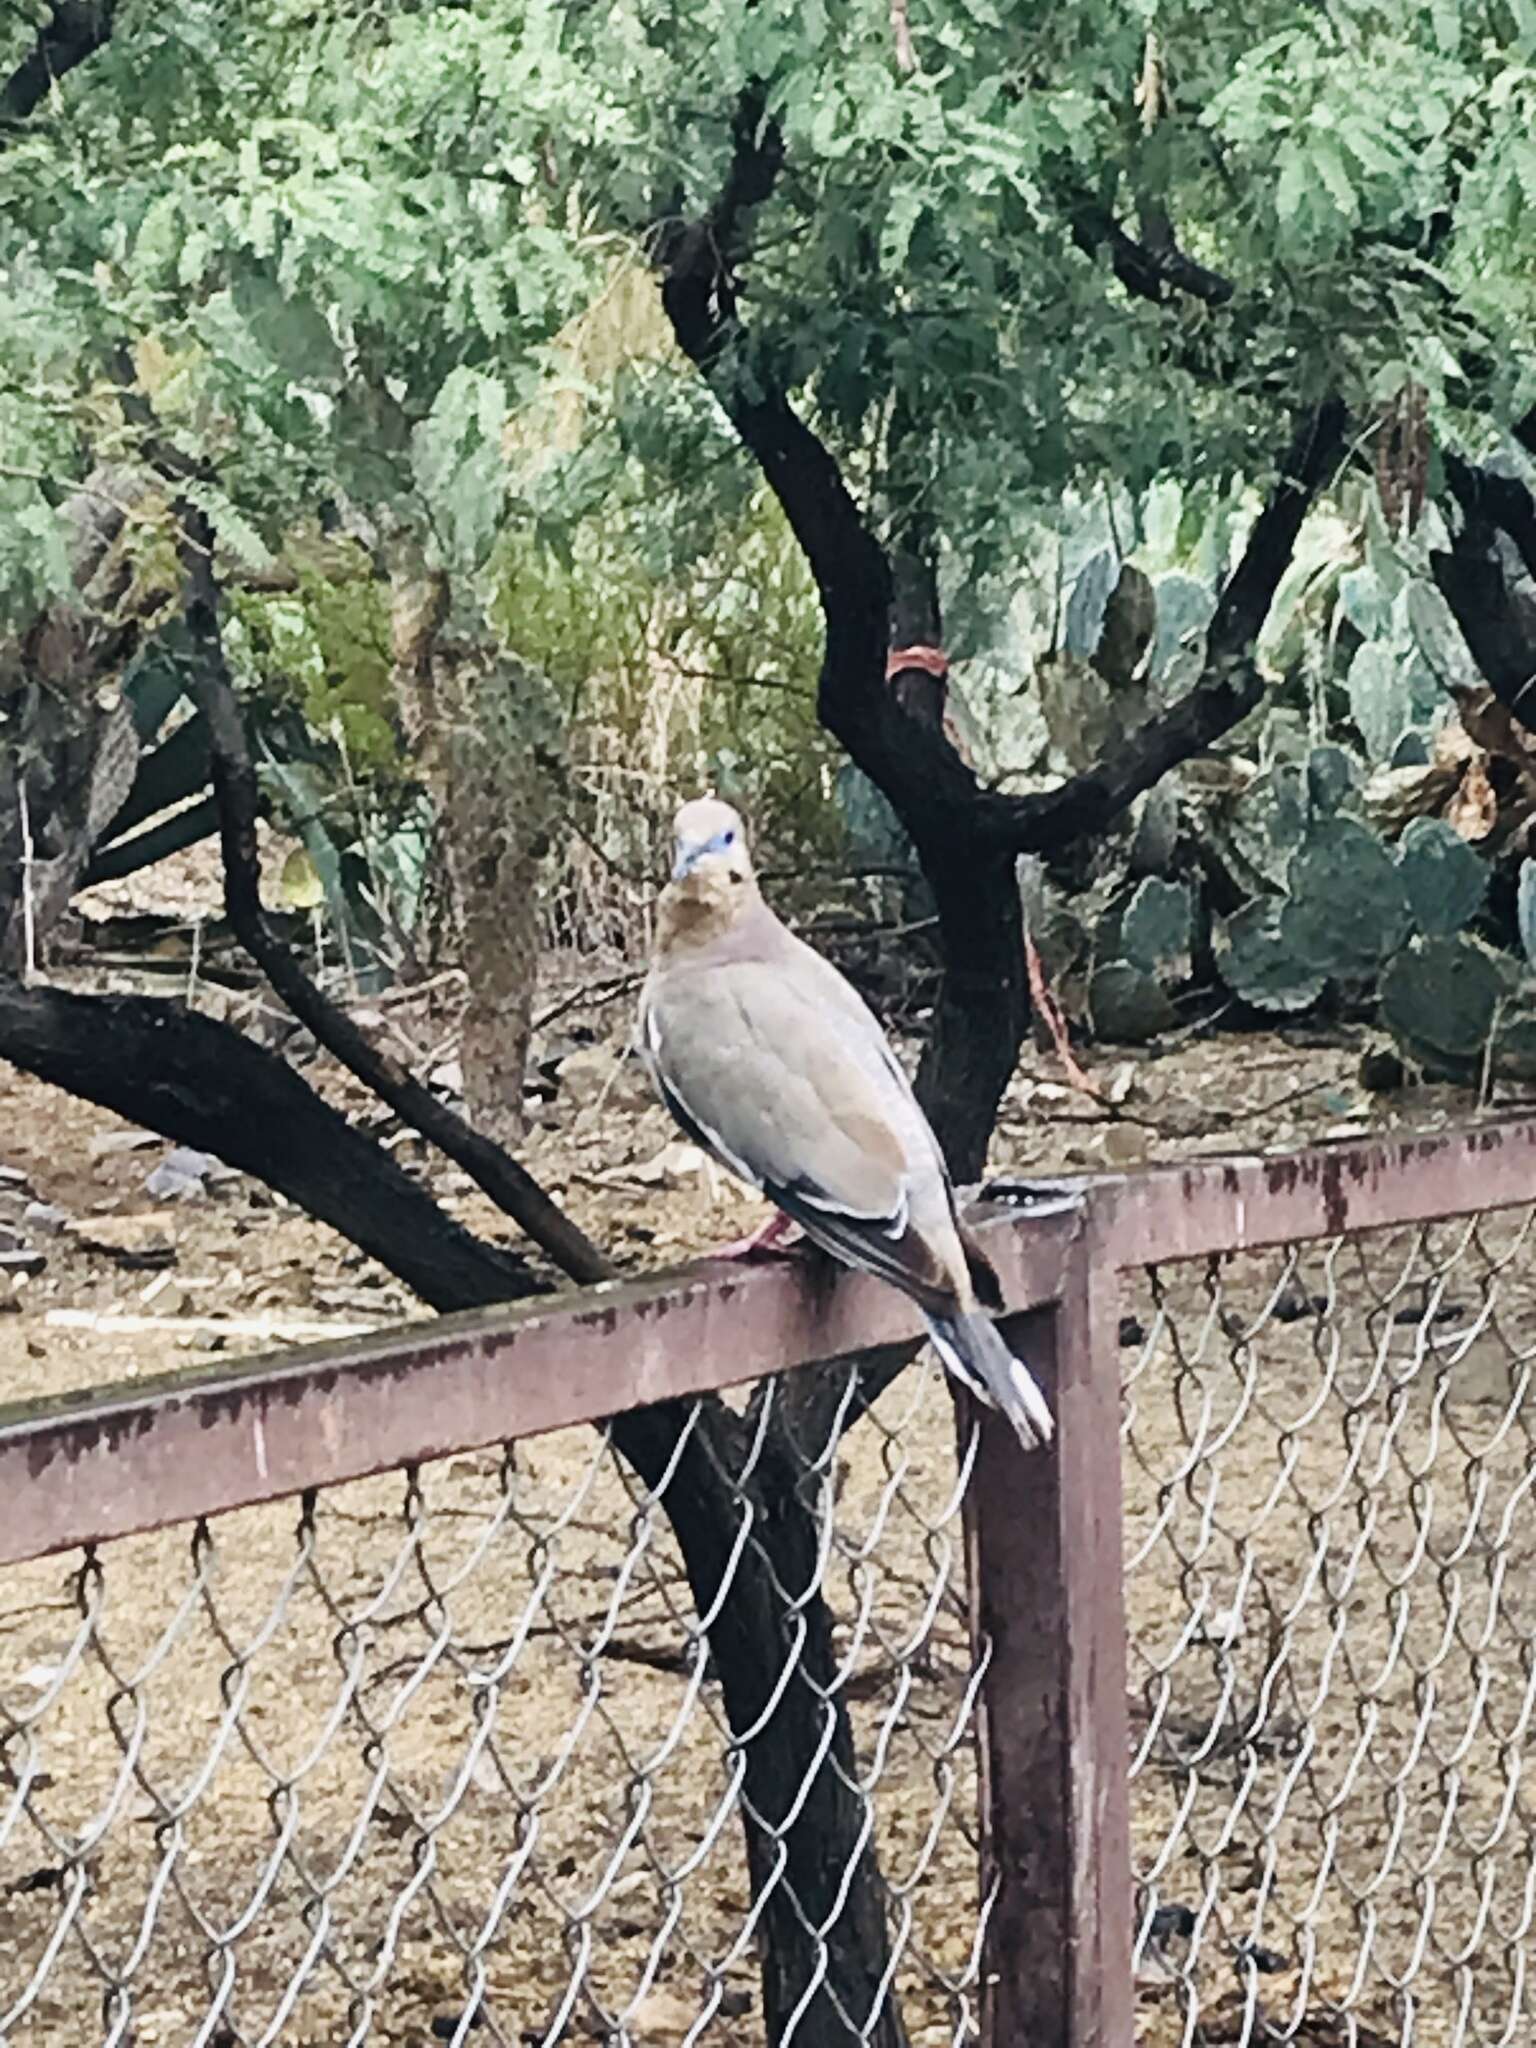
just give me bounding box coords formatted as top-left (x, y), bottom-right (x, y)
top-left (1024, 928), bottom-right (1100, 1098)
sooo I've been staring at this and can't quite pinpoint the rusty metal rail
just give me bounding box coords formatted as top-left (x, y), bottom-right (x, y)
top-left (3, 1116), bottom-right (1536, 2047)
top-left (10, 1119), bottom-right (1533, 1567)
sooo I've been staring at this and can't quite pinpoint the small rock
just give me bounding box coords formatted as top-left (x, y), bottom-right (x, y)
top-left (1149, 1903), bottom-right (1196, 1943)
top-left (630, 1990), bottom-right (698, 2040)
top-left (1237, 1939), bottom-right (1290, 1975)
top-left (89, 1129), bottom-right (160, 1161)
top-left (145, 1148), bottom-right (218, 1201)
top-left (1102, 1062), bottom-right (1138, 1106)
top-left (1272, 1287), bottom-right (1323, 1325)
top-left (139, 1273), bottom-right (188, 1314)
top-left (72, 1214), bottom-right (177, 1269)
top-left (1099, 1121), bottom-right (1151, 1167)
top-left (1359, 1046), bottom-right (1406, 1093)
top-left (431, 2014), bottom-right (484, 2040)
top-left (429, 1059), bottom-right (464, 1096)
top-left (632, 1141), bottom-right (709, 1190)
top-left (23, 1201), bottom-right (69, 1235)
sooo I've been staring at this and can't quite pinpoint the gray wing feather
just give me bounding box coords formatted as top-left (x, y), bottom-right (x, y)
top-left (644, 965), bottom-right (913, 1222)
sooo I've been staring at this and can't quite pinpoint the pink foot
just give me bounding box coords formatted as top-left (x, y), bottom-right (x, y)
top-left (707, 1210), bottom-right (803, 1261)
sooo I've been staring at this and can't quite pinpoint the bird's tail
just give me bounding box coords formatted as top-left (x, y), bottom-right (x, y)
top-left (924, 1309), bottom-right (1055, 1452)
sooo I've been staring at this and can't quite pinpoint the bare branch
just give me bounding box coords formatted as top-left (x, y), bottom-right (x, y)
top-left (1, 0), bottom-right (115, 123)
top-left (0, 979), bottom-right (541, 1309)
top-left (1431, 452), bottom-right (1536, 733)
top-left (1442, 450), bottom-right (1536, 583)
top-left (175, 503), bottom-right (614, 1288)
top-left (1069, 195), bottom-right (1235, 308)
top-left (990, 398), bottom-right (1348, 852)
top-left (890, 0), bottom-right (916, 75)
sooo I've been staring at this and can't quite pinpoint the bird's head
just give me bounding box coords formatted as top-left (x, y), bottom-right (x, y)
top-left (669, 796), bottom-right (753, 886)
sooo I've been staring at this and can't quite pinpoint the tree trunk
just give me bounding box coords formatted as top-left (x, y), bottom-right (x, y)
top-left (616, 1406), bottom-right (911, 2048)
top-left (440, 642), bottom-right (560, 1150)
top-left (916, 838), bottom-right (1030, 1183)
top-left (388, 555), bottom-right (559, 1148)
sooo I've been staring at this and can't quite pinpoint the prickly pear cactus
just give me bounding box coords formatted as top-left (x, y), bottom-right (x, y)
top-left (1088, 960), bottom-right (1177, 1043)
top-left (1215, 900), bottom-right (1326, 1013)
top-left (1379, 937), bottom-right (1509, 1079)
top-left (1397, 818), bottom-right (1487, 936)
top-left (1120, 876), bottom-right (1194, 981)
top-left (1279, 818), bottom-right (1412, 980)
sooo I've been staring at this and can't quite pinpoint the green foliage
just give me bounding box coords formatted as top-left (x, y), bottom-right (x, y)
top-left (228, 569), bottom-right (398, 779)
top-left (0, 0), bottom-right (1531, 613)
top-left (4, 0), bottom-right (1536, 992)
top-left (487, 482), bottom-right (837, 868)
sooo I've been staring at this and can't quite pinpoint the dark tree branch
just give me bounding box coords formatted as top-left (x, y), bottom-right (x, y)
top-left (659, 86), bottom-right (893, 691)
top-left (1, 0), bottom-right (115, 122)
top-left (1442, 449), bottom-right (1536, 584)
top-left (1427, 447), bottom-right (1536, 734)
top-left (0, 980), bottom-right (541, 1308)
top-left (82, 792), bottom-right (219, 886)
top-left (175, 504), bottom-right (613, 1288)
top-left (1069, 195), bottom-right (1235, 308)
top-left (1432, 549), bottom-right (1536, 726)
top-left (996, 397), bottom-right (1348, 852)
top-left (1430, 456), bottom-right (1536, 734)
top-left (660, 95), bottom-right (1344, 885)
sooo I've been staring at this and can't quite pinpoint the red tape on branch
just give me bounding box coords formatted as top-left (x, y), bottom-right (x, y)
top-left (885, 645), bottom-right (950, 681)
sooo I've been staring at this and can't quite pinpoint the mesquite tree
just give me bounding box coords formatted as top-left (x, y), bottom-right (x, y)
top-left (3, 1), bottom-right (1535, 2037)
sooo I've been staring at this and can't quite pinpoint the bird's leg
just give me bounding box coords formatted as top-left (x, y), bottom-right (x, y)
top-left (707, 1208), bottom-right (803, 1261)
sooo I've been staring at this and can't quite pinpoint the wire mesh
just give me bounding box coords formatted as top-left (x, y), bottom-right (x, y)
top-left (0, 1358), bottom-right (983, 2048)
top-left (1124, 1204), bottom-right (1536, 2048)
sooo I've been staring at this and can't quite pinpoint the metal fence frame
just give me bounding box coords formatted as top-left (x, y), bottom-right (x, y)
top-left (6, 1115), bottom-right (1536, 2046)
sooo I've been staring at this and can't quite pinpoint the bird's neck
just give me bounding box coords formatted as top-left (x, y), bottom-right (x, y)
top-left (655, 871), bottom-right (766, 960)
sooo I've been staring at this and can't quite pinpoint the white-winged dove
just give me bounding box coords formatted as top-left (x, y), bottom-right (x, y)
top-left (638, 796), bottom-right (1054, 1452)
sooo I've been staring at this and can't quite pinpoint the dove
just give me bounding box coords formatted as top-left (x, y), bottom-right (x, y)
top-left (637, 796), bottom-right (1053, 1451)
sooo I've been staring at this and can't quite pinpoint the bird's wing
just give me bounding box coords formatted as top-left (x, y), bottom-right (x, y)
top-left (642, 956), bottom-right (962, 1311)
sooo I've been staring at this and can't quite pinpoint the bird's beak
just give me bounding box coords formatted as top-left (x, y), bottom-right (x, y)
top-left (671, 842), bottom-right (699, 882)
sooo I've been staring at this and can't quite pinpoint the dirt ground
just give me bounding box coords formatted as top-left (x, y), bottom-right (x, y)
top-left (1, 879), bottom-right (1532, 2045)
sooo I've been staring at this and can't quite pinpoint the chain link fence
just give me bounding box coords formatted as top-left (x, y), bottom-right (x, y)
top-left (5, 1131), bottom-right (1536, 2046)
top-left (1, 1358), bottom-right (985, 2048)
top-left (1125, 1205), bottom-right (1536, 2048)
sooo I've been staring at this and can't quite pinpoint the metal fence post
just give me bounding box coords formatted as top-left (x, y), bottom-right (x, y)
top-left (969, 1213), bottom-right (1134, 2046)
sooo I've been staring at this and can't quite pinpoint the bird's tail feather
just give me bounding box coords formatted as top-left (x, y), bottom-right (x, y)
top-left (925, 1310), bottom-right (1054, 1452)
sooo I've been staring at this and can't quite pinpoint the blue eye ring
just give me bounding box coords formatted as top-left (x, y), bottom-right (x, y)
top-left (722, 828), bottom-right (736, 846)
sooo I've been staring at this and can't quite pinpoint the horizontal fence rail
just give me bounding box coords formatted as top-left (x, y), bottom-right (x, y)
top-left (3, 1118), bottom-right (1536, 2046)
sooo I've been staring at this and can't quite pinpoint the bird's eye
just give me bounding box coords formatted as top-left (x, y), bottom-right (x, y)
top-left (722, 829), bottom-right (736, 846)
